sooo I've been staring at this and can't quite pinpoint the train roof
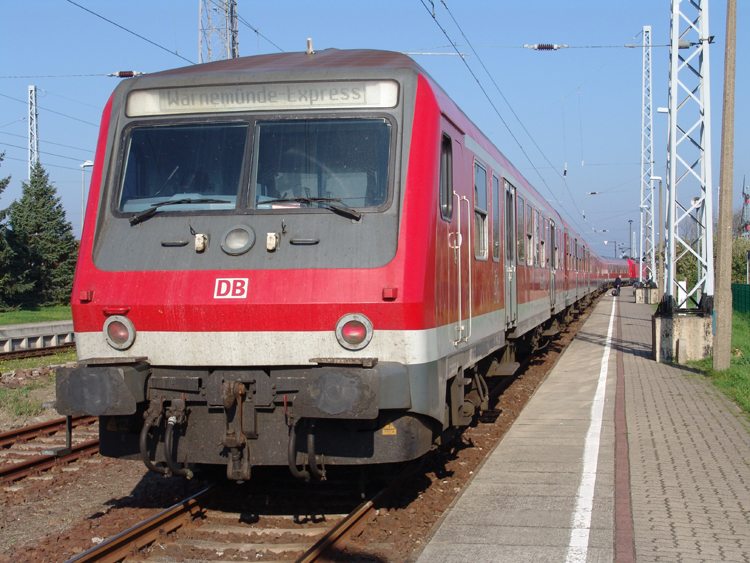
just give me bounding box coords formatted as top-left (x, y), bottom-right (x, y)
top-left (134, 49), bottom-right (426, 84)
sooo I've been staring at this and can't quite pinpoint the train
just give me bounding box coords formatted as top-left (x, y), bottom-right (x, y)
top-left (55, 49), bottom-right (637, 482)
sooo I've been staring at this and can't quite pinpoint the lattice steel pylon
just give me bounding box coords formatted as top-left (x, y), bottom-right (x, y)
top-left (741, 177), bottom-right (750, 240)
top-left (199, 0), bottom-right (239, 63)
top-left (28, 85), bottom-right (39, 180)
top-left (664, 0), bottom-right (714, 310)
top-left (639, 26), bottom-right (655, 284)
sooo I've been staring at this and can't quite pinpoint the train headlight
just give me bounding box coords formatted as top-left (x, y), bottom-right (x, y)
top-left (221, 225), bottom-right (255, 256)
top-left (335, 314), bottom-right (373, 351)
top-left (104, 315), bottom-right (136, 350)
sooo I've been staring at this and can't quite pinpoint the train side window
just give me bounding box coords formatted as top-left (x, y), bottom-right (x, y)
top-left (473, 161), bottom-right (488, 260)
top-left (492, 174), bottom-right (500, 262)
top-left (540, 216), bottom-right (547, 267)
top-left (526, 202), bottom-right (533, 266)
top-left (440, 133), bottom-right (453, 221)
top-left (517, 195), bottom-right (525, 264)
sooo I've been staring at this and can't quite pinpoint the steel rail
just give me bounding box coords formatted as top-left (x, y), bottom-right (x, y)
top-left (63, 485), bottom-right (214, 563)
top-left (0, 342), bottom-right (75, 360)
top-left (295, 486), bottom-right (390, 563)
top-left (0, 416), bottom-right (96, 449)
top-left (0, 439), bottom-right (99, 485)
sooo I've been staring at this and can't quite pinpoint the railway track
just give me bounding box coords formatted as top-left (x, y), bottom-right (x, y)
top-left (61, 473), bottom-right (397, 563)
top-left (0, 416), bottom-right (99, 485)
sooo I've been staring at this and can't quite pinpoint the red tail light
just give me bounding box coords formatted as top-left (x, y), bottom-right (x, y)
top-left (103, 315), bottom-right (136, 350)
top-left (342, 321), bottom-right (367, 345)
top-left (335, 314), bottom-right (373, 351)
top-left (107, 321), bottom-right (129, 344)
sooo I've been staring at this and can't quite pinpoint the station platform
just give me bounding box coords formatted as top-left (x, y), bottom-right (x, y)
top-left (413, 294), bottom-right (750, 563)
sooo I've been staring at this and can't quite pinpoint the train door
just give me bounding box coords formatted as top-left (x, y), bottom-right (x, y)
top-left (491, 174), bottom-right (502, 310)
top-left (503, 180), bottom-right (517, 328)
top-left (436, 130), bottom-right (458, 347)
top-left (448, 139), bottom-right (471, 345)
top-left (549, 220), bottom-right (557, 308)
top-left (574, 238), bottom-right (579, 300)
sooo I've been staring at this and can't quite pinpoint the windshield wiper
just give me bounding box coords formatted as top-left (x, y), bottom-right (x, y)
top-left (129, 198), bottom-right (231, 226)
top-left (258, 197), bottom-right (362, 221)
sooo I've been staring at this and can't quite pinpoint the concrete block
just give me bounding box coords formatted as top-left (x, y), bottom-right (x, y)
top-left (636, 288), bottom-right (660, 304)
top-left (652, 313), bottom-right (712, 363)
top-left (677, 338), bottom-right (687, 364)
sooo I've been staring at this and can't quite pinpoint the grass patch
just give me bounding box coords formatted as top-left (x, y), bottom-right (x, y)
top-left (0, 349), bottom-right (78, 374)
top-left (0, 305), bottom-right (72, 326)
top-left (0, 379), bottom-right (53, 417)
top-left (691, 310), bottom-right (750, 415)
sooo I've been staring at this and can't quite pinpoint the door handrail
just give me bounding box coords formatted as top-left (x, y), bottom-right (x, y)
top-left (460, 195), bottom-right (472, 342)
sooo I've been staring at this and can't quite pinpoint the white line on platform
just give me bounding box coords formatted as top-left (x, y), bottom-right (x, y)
top-left (565, 298), bottom-right (616, 563)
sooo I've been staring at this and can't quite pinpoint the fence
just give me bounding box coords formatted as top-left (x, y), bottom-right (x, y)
top-left (731, 283), bottom-right (750, 314)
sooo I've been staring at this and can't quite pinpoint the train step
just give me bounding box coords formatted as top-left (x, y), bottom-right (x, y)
top-left (488, 361), bottom-right (520, 377)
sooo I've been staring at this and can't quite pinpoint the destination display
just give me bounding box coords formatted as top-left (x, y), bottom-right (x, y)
top-left (126, 80), bottom-right (399, 116)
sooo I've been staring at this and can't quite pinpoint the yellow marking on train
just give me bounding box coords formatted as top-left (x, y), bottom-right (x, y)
top-left (382, 423), bottom-right (397, 436)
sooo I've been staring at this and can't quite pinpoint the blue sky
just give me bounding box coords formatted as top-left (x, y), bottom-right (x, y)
top-left (0, 0), bottom-right (746, 256)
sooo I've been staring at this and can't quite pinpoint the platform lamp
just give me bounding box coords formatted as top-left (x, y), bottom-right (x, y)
top-left (603, 240), bottom-right (616, 258)
top-left (80, 160), bottom-right (94, 238)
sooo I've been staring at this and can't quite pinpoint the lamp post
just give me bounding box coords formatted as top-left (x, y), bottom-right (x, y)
top-left (651, 176), bottom-right (663, 296)
top-left (80, 160), bottom-right (94, 237)
top-left (628, 219), bottom-right (633, 259)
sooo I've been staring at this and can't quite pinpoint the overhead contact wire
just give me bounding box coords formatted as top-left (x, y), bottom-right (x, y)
top-left (422, 0), bottom-right (587, 234)
top-left (65, 0), bottom-right (195, 65)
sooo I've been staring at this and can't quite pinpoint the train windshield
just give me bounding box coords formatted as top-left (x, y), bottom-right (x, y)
top-left (118, 123), bottom-right (247, 213)
top-left (253, 119), bottom-right (391, 210)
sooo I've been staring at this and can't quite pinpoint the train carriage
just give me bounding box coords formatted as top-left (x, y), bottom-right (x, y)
top-left (56, 49), bottom-right (618, 481)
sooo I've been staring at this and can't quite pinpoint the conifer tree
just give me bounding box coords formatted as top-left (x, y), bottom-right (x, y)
top-left (6, 161), bottom-right (77, 307)
top-left (0, 152), bottom-right (18, 310)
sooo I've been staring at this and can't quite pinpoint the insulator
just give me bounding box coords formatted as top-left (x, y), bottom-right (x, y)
top-left (538, 44), bottom-right (555, 50)
top-left (108, 71), bottom-right (145, 78)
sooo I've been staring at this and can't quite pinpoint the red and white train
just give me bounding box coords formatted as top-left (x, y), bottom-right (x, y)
top-left (56, 49), bottom-right (634, 481)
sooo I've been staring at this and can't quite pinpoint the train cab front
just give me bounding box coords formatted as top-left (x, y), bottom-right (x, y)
top-left (59, 51), bottom-right (443, 481)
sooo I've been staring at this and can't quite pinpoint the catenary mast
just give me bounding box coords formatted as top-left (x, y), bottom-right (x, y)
top-left (199, 0), bottom-right (239, 63)
top-left (663, 0), bottom-right (714, 310)
top-left (28, 85), bottom-right (39, 180)
top-left (640, 26), bottom-right (655, 284)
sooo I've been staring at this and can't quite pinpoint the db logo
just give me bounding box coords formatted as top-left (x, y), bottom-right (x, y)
top-left (214, 278), bottom-right (249, 299)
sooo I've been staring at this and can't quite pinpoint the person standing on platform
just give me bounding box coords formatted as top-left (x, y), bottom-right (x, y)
top-left (613, 275), bottom-right (622, 296)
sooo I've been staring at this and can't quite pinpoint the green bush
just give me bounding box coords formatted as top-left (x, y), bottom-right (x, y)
top-left (692, 310), bottom-right (750, 415)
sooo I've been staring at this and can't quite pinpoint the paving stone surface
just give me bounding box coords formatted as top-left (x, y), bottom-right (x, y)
top-left (415, 295), bottom-right (750, 563)
top-left (622, 299), bottom-right (750, 563)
